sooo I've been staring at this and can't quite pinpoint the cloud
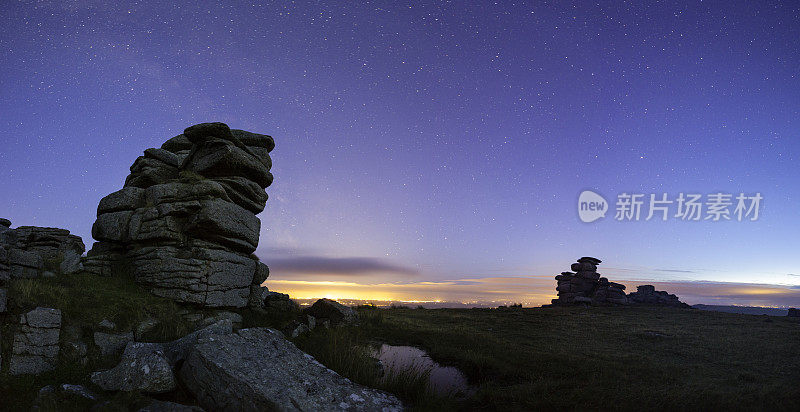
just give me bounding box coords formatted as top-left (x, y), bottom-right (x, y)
top-left (654, 269), bottom-right (696, 274)
top-left (267, 255), bottom-right (419, 276)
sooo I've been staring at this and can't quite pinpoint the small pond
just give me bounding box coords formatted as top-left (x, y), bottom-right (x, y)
top-left (371, 344), bottom-right (472, 396)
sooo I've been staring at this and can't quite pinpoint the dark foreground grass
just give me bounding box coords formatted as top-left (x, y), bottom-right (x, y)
top-left (0, 273), bottom-right (218, 410)
top-left (3, 275), bottom-right (798, 411)
top-left (344, 306), bottom-right (800, 411)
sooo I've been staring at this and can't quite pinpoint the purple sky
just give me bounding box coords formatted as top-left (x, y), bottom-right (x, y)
top-left (1, 1), bottom-right (798, 306)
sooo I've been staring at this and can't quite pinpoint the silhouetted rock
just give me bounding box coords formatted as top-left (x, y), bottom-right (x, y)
top-left (179, 328), bottom-right (402, 411)
top-left (551, 258), bottom-right (628, 306)
top-left (84, 122), bottom-right (275, 308)
top-left (303, 298), bottom-right (358, 325)
top-left (263, 290), bottom-right (300, 312)
top-left (628, 285), bottom-right (688, 307)
top-left (786, 308), bottom-right (799, 317)
top-left (551, 258), bottom-right (687, 307)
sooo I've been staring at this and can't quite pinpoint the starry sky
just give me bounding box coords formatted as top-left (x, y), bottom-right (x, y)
top-left (1, 1), bottom-right (799, 307)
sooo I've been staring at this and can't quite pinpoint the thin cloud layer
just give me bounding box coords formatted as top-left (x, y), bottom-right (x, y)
top-left (267, 256), bottom-right (419, 276)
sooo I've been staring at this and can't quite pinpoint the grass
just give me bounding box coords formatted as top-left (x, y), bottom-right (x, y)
top-left (0, 272), bottom-right (201, 410)
top-left (4, 274), bottom-right (798, 411)
top-left (6, 272), bottom-right (191, 341)
top-left (344, 305), bottom-right (800, 411)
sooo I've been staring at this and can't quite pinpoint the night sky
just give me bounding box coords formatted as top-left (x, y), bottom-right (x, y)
top-left (2, 1), bottom-right (799, 307)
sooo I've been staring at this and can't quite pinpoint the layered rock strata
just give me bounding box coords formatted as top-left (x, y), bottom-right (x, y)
top-left (0, 219), bottom-right (85, 282)
top-left (8, 307), bottom-right (62, 375)
top-left (84, 123), bottom-right (274, 308)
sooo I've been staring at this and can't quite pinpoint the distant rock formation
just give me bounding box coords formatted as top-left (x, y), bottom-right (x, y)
top-left (0, 220), bottom-right (85, 281)
top-left (83, 122), bottom-right (274, 308)
top-left (551, 257), bottom-right (687, 307)
top-left (627, 285), bottom-right (687, 307)
top-left (788, 308), bottom-right (799, 317)
top-left (552, 257), bottom-right (628, 305)
top-left (0, 220), bottom-right (85, 315)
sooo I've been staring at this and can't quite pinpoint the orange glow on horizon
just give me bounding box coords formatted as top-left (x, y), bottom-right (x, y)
top-left (263, 277), bottom-right (800, 308)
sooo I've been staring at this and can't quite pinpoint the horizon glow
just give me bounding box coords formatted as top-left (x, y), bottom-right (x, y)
top-left (1, 1), bottom-right (798, 308)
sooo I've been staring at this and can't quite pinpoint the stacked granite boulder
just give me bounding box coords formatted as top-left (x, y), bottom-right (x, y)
top-left (0, 219), bottom-right (85, 314)
top-left (551, 257), bottom-right (689, 307)
top-left (552, 257), bottom-right (628, 305)
top-left (83, 122), bottom-right (274, 308)
top-left (627, 285), bottom-right (688, 307)
top-left (0, 219), bottom-right (85, 281)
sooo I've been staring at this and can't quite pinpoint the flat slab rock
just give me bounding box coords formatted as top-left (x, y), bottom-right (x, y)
top-left (180, 328), bottom-right (402, 412)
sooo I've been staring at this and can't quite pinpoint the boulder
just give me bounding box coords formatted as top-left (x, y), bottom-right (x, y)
top-left (164, 319), bottom-right (232, 365)
top-left (94, 331), bottom-right (134, 357)
top-left (59, 384), bottom-right (99, 402)
top-left (196, 311), bottom-right (243, 330)
top-left (99, 319), bottom-right (116, 330)
top-left (9, 307), bottom-right (62, 375)
top-left (788, 308), bottom-right (800, 317)
top-left (179, 328), bottom-right (402, 411)
top-left (303, 298), bottom-right (358, 325)
top-left (263, 291), bottom-right (299, 312)
top-left (135, 318), bottom-right (160, 340)
top-left (91, 342), bottom-right (176, 393)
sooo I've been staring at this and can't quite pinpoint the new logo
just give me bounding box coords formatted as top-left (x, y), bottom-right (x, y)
top-left (578, 190), bottom-right (608, 223)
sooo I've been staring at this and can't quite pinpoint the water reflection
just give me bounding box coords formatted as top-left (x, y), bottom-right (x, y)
top-left (371, 344), bottom-right (472, 396)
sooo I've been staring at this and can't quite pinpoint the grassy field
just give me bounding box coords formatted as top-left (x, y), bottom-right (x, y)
top-left (2, 274), bottom-right (798, 410)
top-left (300, 305), bottom-right (800, 411)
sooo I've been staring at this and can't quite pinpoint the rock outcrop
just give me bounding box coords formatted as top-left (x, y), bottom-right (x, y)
top-left (551, 257), bottom-right (687, 307)
top-left (83, 122), bottom-right (274, 308)
top-left (789, 308), bottom-right (799, 317)
top-left (179, 328), bottom-right (402, 411)
top-left (262, 290), bottom-right (300, 312)
top-left (303, 298), bottom-right (358, 325)
top-left (8, 307), bottom-right (62, 375)
top-left (0, 219), bottom-right (85, 281)
top-left (552, 257), bottom-right (628, 305)
top-left (627, 285), bottom-right (688, 307)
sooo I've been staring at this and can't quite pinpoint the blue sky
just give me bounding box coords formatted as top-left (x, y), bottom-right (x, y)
top-left (1, 1), bottom-right (798, 306)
